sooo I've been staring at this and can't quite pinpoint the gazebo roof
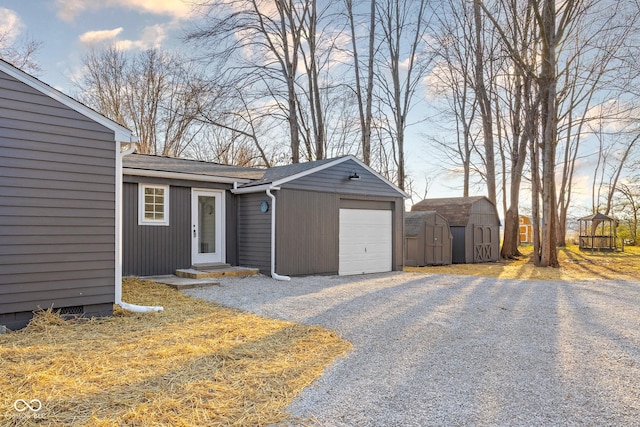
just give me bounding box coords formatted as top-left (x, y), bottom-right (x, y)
top-left (578, 212), bottom-right (615, 221)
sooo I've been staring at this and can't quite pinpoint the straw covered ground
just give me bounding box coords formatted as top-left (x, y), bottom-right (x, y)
top-left (0, 279), bottom-right (351, 426)
top-left (405, 244), bottom-right (640, 281)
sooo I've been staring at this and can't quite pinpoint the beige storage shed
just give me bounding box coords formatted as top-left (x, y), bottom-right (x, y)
top-left (404, 211), bottom-right (452, 266)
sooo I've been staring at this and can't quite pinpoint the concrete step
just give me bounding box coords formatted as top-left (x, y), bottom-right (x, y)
top-left (142, 275), bottom-right (221, 290)
top-left (191, 263), bottom-right (232, 270)
top-left (175, 266), bottom-right (260, 279)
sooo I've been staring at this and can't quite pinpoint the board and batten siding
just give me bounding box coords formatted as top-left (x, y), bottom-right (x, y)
top-left (122, 182), bottom-right (190, 276)
top-left (122, 177), bottom-right (237, 275)
top-left (281, 158), bottom-right (401, 197)
top-left (273, 189), bottom-right (404, 276)
top-left (0, 70), bottom-right (116, 329)
top-left (466, 199), bottom-right (500, 263)
top-left (237, 192), bottom-right (271, 272)
top-left (275, 189), bottom-right (340, 275)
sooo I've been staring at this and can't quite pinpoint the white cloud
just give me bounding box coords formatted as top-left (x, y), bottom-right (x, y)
top-left (114, 25), bottom-right (167, 51)
top-left (0, 8), bottom-right (23, 48)
top-left (77, 25), bottom-right (167, 51)
top-left (56, 0), bottom-right (194, 22)
top-left (79, 28), bottom-right (124, 45)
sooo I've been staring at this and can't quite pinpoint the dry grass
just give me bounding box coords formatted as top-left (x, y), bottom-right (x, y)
top-left (0, 279), bottom-right (351, 426)
top-left (405, 244), bottom-right (640, 281)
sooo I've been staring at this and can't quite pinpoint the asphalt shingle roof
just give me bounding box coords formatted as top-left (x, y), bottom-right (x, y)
top-left (411, 196), bottom-right (490, 226)
top-left (123, 154), bottom-right (266, 180)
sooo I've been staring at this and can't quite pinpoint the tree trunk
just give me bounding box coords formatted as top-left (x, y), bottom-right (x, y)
top-left (538, 0), bottom-right (559, 267)
top-left (473, 0), bottom-right (496, 204)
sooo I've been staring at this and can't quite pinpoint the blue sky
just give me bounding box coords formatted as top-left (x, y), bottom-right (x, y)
top-left (1, 0), bottom-right (191, 91)
top-left (0, 0), bottom-right (455, 203)
top-left (1, 0), bottom-right (620, 216)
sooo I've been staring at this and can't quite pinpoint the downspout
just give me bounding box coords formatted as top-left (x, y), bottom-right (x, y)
top-left (115, 142), bottom-right (163, 313)
top-left (266, 188), bottom-right (291, 281)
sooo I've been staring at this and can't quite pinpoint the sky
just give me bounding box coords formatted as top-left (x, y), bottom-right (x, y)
top-left (0, 0), bottom-right (620, 218)
top-left (0, 0), bottom-right (455, 203)
top-left (1, 0), bottom-right (192, 91)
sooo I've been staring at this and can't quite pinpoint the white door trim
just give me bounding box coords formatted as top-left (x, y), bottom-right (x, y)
top-left (191, 189), bottom-right (225, 265)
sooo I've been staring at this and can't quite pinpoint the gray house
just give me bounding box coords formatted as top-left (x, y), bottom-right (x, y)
top-left (0, 59), bottom-right (406, 330)
top-left (411, 196), bottom-right (500, 263)
top-left (123, 154), bottom-right (408, 277)
top-left (0, 59), bottom-right (136, 329)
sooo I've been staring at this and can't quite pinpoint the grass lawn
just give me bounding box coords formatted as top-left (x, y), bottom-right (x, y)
top-left (0, 279), bottom-right (351, 426)
top-left (405, 244), bottom-right (640, 281)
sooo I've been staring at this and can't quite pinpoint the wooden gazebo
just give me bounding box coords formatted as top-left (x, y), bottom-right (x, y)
top-left (578, 212), bottom-right (619, 252)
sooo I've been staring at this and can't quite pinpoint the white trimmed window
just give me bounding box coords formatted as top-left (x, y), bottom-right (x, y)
top-left (139, 184), bottom-right (169, 226)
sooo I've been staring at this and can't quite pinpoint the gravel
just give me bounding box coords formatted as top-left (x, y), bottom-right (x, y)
top-left (184, 272), bottom-right (640, 426)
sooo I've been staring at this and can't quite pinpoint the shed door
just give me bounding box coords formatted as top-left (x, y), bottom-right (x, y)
top-left (425, 224), bottom-right (446, 265)
top-left (339, 209), bottom-right (392, 275)
top-left (474, 225), bottom-right (493, 262)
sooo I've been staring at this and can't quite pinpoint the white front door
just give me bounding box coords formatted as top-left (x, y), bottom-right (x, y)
top-left (192, 189), bottom-right (224, 265)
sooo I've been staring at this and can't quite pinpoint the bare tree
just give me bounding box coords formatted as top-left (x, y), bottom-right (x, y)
top-left (345, 0), bottom-right (377, 165)
top-left (431, 0), bottom-right (480, 197)
top-left (472, 0), bottom-right (497, 205)
top-left (614, 181), bottom-right (640, 245)
top-left (0, 29), bottom-right (40, 74)
top-left (77, 47), bottom-right (207, 157)
top-left (376, 0), bottom-right (433, 191)
top-left (189, 0), bottom-right (323, 163)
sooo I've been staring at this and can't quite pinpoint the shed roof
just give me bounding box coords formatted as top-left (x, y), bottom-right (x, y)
top-left (0, 59), bottom-right (134, 143)
top-left (411, 196), bottom-right (494, 226)
top-left (404, 211), bottom-right (438, 237)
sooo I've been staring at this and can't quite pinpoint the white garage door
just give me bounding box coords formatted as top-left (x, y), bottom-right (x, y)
top-left (339, 209), bottom-right (393, 275)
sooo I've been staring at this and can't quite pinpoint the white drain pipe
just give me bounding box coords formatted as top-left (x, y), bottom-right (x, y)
top-left (266, 188), bottom-right (291, 281)
top-left (115, 143), bottom-right (163, 313)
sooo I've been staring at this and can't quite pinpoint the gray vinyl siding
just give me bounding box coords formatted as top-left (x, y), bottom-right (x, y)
top-left (237, 193), bottom-right (271, 272)
top-left (122, 177), bottom-right (237, 275)
top-left (0, 69), bottom-right (116, 326)
top-left (282, 159), bottom-right (401, 198)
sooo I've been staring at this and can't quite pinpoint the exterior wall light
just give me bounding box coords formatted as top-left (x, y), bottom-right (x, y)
top-left (349, 172), bottom-right (361, 181)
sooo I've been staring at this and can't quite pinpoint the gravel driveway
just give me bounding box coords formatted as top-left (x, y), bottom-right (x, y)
top-left (185, 272), bottom-right (640, 426)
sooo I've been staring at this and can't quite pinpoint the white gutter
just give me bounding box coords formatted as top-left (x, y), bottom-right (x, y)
top-left (266, 188), bottom-right (291, 281)
top-left (231, 183), bottom-right (278, 194)
top-left (115, 143), bottom-right (163, 313)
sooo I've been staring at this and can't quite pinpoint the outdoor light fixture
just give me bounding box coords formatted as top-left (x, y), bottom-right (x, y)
top-left (349, 172), bottom-right (361, 181)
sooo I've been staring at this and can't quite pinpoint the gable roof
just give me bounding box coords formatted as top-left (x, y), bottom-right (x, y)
top-left (0, 59), bottom-right (134, 143)
top-left (122, 153), bottom-right (407, 197)
top-left (240, 157), bottom-right (339, 187)
top-left (411, 196), bottom-right (495, 226)
top-left (235, 155), bottom-right (408, 198)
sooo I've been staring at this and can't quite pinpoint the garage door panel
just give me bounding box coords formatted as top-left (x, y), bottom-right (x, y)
top-left (339, 209), bottom-right (392, 275)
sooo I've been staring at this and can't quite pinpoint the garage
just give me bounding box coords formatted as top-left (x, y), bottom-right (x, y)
top-left (339, 209), bottom-right (393, 275)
